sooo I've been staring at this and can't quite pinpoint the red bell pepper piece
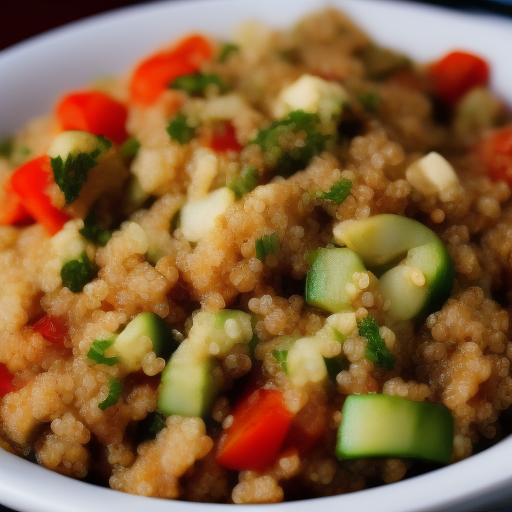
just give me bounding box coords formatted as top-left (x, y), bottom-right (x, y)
top-left (32, 315), bottom-right (68, 345)
top-left (476, 124), bottom-right (512, 185)
top-left (10, 155), bottom-right (70, 235)
top-left (429, 50), bottom-right (490, 106)
top-left (207, 122), bottom-right (243, 153)
top-left (216, 388), bottom-right (293, 471)
top-left (129, 34), bottom-right (214, 106)
top-left (0, 364), bottom-right (15, 397)
top-left (56, 91), bottom-right (128, 145)
top-left (0, 179), bottom-right (33, 226)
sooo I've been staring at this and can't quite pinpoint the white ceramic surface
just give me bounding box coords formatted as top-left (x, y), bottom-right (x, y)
top-left (1, 1), bottom-right (512, 511)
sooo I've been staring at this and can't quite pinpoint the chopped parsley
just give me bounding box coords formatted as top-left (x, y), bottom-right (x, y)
top-left (50, 136), bottom-right (111, 204)
top-left (218, 42), bottom-right (239, 62)
top-left (273, 349), bottom-right (288, 374)
top-left (87, 338), bottom-right (118, 366)
top-left (318, 178), bottom-right (352, 204)
top-left (119, 137), bottom-right (141, 157)
top-left (359, 45), bottom-right (411, 80)
top-left (170, 72), bottom-right (227, 96)
top-left (98, 375), bottom-right (122, 410)
top-left (358, 315), bottom-right (395, 371)
top-left (227, 165), bottom-right (259, 199)
top-left (166, 114), bottom-right (195, 144)
top-left (251, 110), bottom-right (332, 177)
top-left (79, 211), bottom-right (111, 246)
top-left (60, 251), bottom-right (97, 293)
top-left (0, 136), bottom-right (13, 158)
top-left (358, 92), bottom-right (382, 112)
top-left (255, 232), bottom-right (280, 261)
top-left (324, 356), bottom-right (343, 381)
top-left (147, 412), bottom-right (167, 439)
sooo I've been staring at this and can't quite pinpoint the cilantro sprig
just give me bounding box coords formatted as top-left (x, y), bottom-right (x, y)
top-left (318, 178), bottom-right (352, 204)
top-left (170, 72), bottom-right (227, 96)
top-left (98, 375), bottom-right (123, 410)
top-left (87, 338), bottom-right (118, 366)
top-left (50, 136), bottom-right (111, 204)
top-left (255, 233), bottom-right (280, 261)
top-left (273, 349), bottom-right (288, 374)
top-left (79, 211), bottom-right (111, 247)
top-left (60, 251), bottom-right (97, 293)
top-left (227, 165), bottom-right (259, 199)
top-left (358, 315), bottom-right (395, 371)
top-left (218, 42), bottom-right (239, 63)
top-left (166, 114), bottom-right (195, 144)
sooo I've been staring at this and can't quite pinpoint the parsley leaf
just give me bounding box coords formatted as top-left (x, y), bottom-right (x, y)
top-left (119, 137), bottom-right (141, 157)
top-left (255, 233), bottom-right (280, 261)
top-left (252, 110), bottom-right (332, 177)
top-left (227, 165), bottom-right (259, 199)
top-left (50, 136), bottom-right (111, 204)
top-left (98, 375), bottom-right (122, 410)
top-left (170, 72), bottom-right (227, 96)
top-left (218, 42), bottom-right (239, 62)
top-left (166, 114), bottom-right (195, 144)
top-left (357, 92), bottom-right (381, 112)
top-left (318, 178), bottom-right (352, 204)
top-left (87, 338), bottom-right (118, 366)
top-left (79, 211), bottom-right (111, 247)
top-left (358, 315), bottom-right (395, 371)
top-left (273, 349), bottom-right (288, 374)
top-left (0, 137), bottom-right (13, 158)
top-left (60, 251), bottom-right (97, 293)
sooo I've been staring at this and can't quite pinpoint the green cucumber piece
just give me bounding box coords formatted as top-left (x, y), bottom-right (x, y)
top-left (306, 248), bottom-right (366, 313)
top-left (336, 394), bottom-right (454, 464)
top-left (106, 312), bottom-right (178, 372)
top-left (333, 214), bottom-right (454, 319)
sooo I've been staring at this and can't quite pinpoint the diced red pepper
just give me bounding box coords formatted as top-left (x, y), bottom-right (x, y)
top-left (216, 388), bottom-right (293, 471)
top-left (0, 179), bottom-right (33, 226)
top-left (32, 315), bottom-right (68, 345)
top-left (129, 34), bottom-right (214, 106)
top-left (10, 155), bottom-right (70, 235)
top-left (476, 124), bottom-right (512, 185)
top-left (0, 364), bottom-right (15, 397)
top-left (429, 50), bottom-right (490, 106)
top-left (207, 122), bottom-right (243, 153)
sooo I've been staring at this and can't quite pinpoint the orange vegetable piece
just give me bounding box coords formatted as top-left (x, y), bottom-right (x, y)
top-left (56, 91), bottom-right (128, 144)
top-left (0, 178), bottom-right (33, 226)
top-left (216, 388), bottom-right (293, 471)
top-left (476, 124), bottom-right (512, 185)
top-left (32, 315), bottom-right (68, 344)
top-left (129, 34), bottom-right (214, 106)
top-left (0, 363), bottom-right (15, 397)
top-left (207, 122), bottom-right (243, 153)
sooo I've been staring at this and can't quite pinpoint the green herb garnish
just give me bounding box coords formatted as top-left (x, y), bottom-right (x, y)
top-left (273, 349), bottom-right (288, 374)
top-left (358, 92), bottom-right (382, 112)
top-left (0, 137), bottom-right (14, 158)
top-left (227, 165), bottom-right (259, 199)
top-left (50, 136), bottom-right (111, 204)
top-left (98, 375), bottom-right (122, 410)
top-left (255, 232), bottom-right (280, 261)
top-left (252, 110), bottom-right (332, 177)
top-left (218, 42), bottom-right (239, 62)
top-left (170, 72), bottom-right (227, 96)
top-left (166, 114), bottom-right (195, 144)
top-left (119, 137), bottom-right (141, 157)
top-left (60, 251), bottom-right (97, 293)
top-left (318, 178), bottom-right (352, 204)
top-left (358, 315), bottom-right (395, 371)
top-left (87, 338), bottom-right (118, 366)
top-left (79, 211), bottom-right (111, 246)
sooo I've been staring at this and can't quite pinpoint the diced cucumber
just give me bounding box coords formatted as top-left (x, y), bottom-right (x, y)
top-left (106, 312), bottom-right (178, 373)
top-left (333, 214), bottom-right (454, 319)
top-left (157, 347), bottom-right (218, 418)
top-left (306, 248), bottom-right (366, 313)
top-left (336, 394), bottom-right (454, 464)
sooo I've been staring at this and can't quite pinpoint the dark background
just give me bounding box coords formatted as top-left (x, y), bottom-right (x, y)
top-left (1, 0), bottom-right (512, 511)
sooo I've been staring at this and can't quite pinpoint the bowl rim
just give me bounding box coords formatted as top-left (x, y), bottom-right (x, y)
top-left (1, 1), bottom-right (512, 511)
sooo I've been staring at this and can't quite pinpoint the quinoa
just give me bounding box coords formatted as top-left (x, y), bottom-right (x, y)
top-left (1, 7), bottom-right (512, 504)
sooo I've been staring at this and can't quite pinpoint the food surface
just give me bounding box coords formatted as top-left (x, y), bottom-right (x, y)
top-left (1, 7), bottom-right (512, 504)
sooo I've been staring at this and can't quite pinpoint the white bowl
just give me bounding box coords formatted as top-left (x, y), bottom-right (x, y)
top-left (1, 1), bottom-right (512, 511)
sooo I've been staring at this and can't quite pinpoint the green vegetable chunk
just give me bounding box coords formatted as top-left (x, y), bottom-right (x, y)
top-left (218, 42), bottom-right (239, 62)
top-left (336, 394), bottom-right (454, 464)
top-left (79, 211), bottom-right (111, 246)
top-left (50, 135), bottom-right (111, 204)
top-left (273, 349), bottom-right (289, 374)
top-left (119, 137), bottom-right (141, 157)
top-left (357, 92), bottom-right (381, 112)
top-left (358, 315), bottom-right (395, 371)
top-left (87, 338), bottom-right (118, 366)
top-left (0, 137), bottom-right (13, 158)
top-left (227, 165), bottom-right (259, 199)
top-left (318, 178), bottom-right (352, 204)
top-left (60, 250), bottom-right (97, 293)
top-left (98, 375), bottom-right (122, 410)
top-left (252, 110), bottom-right (332, 176)
top-left (166, 114), bottom-right (195, 144)
top-left (170, 72), bottom-right (227, 96)
top-left (255, 233), bottom-right (280, 261)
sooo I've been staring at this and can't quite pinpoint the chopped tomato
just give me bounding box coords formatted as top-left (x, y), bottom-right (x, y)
top-left (32, 315), bottom-right (68, 344)
top-left (216, 388), bottom-right (293, 471)
top-left (429, 50), bottom-right (490, 106)
top-left (207, 122), bottom-right (243, 153)
top-left (10, 155), bottom-right (70, 235)
top-left (0, 364), bottom-right (15, 397)
top-left (0, 179), bottom-right (33, 226)
top-left (56, 91), bottom-right (128, 144)
top-left (129, 34), bottom-right (214, 106)
top-left (476, 125), bottom-right (512, 184)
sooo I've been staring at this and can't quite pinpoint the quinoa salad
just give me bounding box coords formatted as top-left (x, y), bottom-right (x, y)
top-left (1, 7), bottom-right (512, 504)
